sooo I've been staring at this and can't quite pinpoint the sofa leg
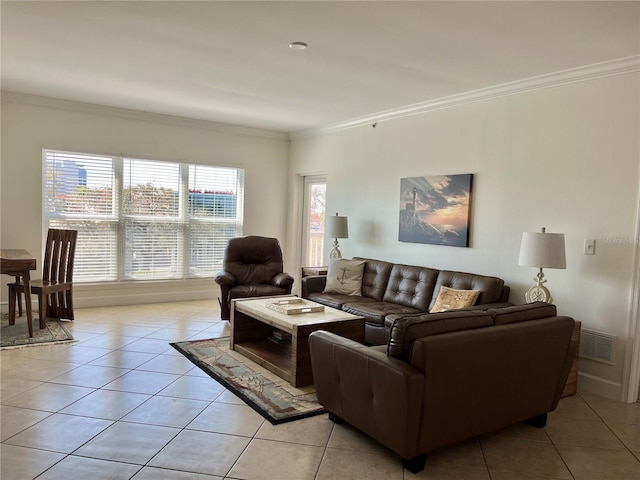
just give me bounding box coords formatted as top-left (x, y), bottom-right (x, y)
top-left (525, 412), bottom-right (547, 428)
top-left (403, 454), bottom-right (426, 473)
top-left (328, 412), bottom-right (345, 424)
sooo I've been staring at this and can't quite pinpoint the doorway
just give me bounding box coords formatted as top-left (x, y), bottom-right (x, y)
top-left (301, 175), bottom-right (327, 268)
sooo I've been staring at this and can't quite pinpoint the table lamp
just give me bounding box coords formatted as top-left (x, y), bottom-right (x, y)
top-left (326, 212), bottom-right (348, 259)
top-left (518, 227), bottom-right (566, 303)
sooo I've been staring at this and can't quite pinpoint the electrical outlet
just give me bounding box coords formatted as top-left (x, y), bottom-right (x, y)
top-left (584, 239), bottom-right (596, 255)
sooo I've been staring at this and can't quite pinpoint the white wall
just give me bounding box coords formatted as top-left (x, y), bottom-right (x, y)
top-left (288, 72), bottom-right (640, 401)
top-left (1, 93), bottom-right (290, 307)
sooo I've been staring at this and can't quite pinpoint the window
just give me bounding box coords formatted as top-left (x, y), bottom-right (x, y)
top-left (44, 150), bottom-right (244, 283)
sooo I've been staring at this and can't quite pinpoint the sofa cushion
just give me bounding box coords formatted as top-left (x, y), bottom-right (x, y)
top-left (429, 270), bottom-right (506, 311)
top-left (430, 286), bottom-right (480, 313)
top-left (307, 292), bottom-right (378, 310)
top-left (353, 257), bottom-right (394, 300)
top-left (382, 264), bottom-right (439, 310)
top-left (324, 258), bottom-right (365, 295)
top-left (342, 301), bottom-right (422, 327)
top-left (489, 302), bottom-right (557, 325)
top-left (387, 310), bottom-right (494, 360)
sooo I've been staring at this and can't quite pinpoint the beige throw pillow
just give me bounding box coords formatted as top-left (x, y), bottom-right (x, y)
top-left (430, 286), bottom-right (480, 313)
top-left (323, 259), bottom-right (365, 296)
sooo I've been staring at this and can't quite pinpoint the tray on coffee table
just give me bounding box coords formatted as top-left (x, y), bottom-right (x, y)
top-left (265, 298), bottom-right (325, 315)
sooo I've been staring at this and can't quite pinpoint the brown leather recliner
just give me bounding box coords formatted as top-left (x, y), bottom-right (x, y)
top-left (215, 236), bottom-right (294, 320)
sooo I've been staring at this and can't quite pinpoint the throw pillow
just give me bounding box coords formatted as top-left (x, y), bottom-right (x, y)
top-left (323, 258), bottom-right (365, 296)
top-left (430, 286), bottom-right (480, 313)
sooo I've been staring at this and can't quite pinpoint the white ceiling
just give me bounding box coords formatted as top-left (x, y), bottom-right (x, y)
top-left (2, 1), bottom-right (639, 133)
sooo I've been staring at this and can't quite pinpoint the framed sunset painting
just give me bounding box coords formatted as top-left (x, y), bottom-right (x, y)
top-left (398, 174), bottom-right (473, 247)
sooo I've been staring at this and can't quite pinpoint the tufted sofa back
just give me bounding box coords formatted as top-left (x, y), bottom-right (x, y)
top-left (382, 264), bottom-right (439, 311)
top-left (428, 270), bottom-right (509, 311)
top-left (352, 257), bottom-right (393, 300)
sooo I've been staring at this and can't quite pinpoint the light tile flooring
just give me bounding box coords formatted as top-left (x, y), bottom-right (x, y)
top-left (1, 300), bottom-right (639, 480)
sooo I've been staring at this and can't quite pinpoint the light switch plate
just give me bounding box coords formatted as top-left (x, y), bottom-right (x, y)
top-left (584, 239), bottom-right (596, 255)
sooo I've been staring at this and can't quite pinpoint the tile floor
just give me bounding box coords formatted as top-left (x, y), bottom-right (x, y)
top-left (1, 300), bottom-right (639, 480)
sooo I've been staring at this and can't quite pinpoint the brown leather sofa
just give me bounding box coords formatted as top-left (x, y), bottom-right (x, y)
top-left (309, 302), bottom-right (577, 473)
top-left (302, 257), bottom-right (511, 345)
top-left (215, 236), bottom-right (294, 320)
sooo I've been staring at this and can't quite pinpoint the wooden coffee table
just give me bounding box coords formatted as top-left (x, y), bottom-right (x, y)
top-left (231, 296), bottom-right (364, 387)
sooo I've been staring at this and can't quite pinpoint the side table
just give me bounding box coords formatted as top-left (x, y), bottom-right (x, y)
top-left (1, 249), bottom-right (37, 337)
top-left (301, 266), bottom-right (328, 277)
top-left (561, 320), bottom-right (581, 398)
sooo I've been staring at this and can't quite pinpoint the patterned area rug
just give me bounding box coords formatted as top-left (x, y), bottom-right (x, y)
top-left (1, 314), bottom-right (74, 348)
top-left (171, 337), bottom-right (325, 424)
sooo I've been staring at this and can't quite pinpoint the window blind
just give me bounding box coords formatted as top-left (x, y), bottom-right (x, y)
top-left (43, 150), bottom-right (244, 283)
top-left (188, 165), bottom-right (244, 277)
top-left (123, 158), bottom-right (182, 280)
top-left (44, 151), bottom-right (118, 281)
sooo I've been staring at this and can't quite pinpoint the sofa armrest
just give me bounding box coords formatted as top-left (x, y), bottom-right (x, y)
top-left (408, 316), bottom-right (575, 451)
top-left (460, 301), bottom-right (513, 311)
top-left (214, 271), bottom-right (237, 287)
top-left (383, 304), bottom-right (511, 343)
top-left (309, 330), bottom-right (424, 459)
top-left (272, 272), bottom-right (294, 288)
top-left (301, 275), bottom-right (327, 298)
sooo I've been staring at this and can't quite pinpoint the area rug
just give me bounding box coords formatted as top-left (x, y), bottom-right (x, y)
top-left (1, 314), bottom-right (74, 349)
top-left (171, 337), bottom-right (326, 424)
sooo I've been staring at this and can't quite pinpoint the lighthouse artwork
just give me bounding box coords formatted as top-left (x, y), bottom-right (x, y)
top-left (398, 174), bottom-right (473, 247)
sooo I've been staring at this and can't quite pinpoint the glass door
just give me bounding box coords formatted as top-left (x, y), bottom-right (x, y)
top-left (301, 175), bottom-right (326, 268)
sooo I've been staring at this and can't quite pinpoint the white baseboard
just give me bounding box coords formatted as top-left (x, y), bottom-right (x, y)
top-left (73, 289), bottom-right (216, 309)
top-left (577, 371), bottom-right (624, 402)
top-left (1, 279), bottom-right (221, 312)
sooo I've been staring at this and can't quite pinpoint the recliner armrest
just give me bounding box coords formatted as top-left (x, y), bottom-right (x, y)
top-left (214, 271), bottom-right (237, 286)
top-left (272, 272), bottom-right (294, 288)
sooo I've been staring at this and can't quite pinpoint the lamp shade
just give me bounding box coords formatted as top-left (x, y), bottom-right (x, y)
top-left (518, 231), bottom-right (566, 269)
top-left (326, 213), bottom-right (348, 239)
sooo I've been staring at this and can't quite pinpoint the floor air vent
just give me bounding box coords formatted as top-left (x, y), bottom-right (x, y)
top-left (579, 329), bottom-right (615, 365)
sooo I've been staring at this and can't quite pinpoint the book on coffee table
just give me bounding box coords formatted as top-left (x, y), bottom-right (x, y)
top-left (268, 330), bottom-right (292, 344)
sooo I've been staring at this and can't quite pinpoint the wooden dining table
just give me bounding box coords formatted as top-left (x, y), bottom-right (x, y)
top-left (1, 249), bottom-right (37, 337)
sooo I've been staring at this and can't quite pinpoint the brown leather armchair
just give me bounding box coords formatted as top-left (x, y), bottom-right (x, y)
top-left (309, 303), bottom-right (577, 473)
top-left (215, 235), bottom-right (294, 320)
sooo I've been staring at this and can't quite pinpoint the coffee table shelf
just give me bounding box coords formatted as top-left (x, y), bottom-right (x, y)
top-left (234, 338), bottom-right (292, 383)
top-left (231, 296), bottom-right (364, 387)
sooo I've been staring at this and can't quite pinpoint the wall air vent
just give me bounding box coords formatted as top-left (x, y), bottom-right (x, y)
top-left (579, 328), bottom-right (615, 365)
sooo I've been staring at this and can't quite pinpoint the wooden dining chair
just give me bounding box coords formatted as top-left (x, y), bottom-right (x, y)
top-left (9, 229), bottom-right (78, 329)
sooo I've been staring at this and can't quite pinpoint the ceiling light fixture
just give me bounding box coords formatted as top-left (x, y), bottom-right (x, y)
top-left (289, 42), bottom-right (308, 50)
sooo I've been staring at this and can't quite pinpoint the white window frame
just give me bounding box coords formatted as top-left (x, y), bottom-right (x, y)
top-left (300, 174), bottom-right (327, 268)
top-left (43, 149), bottom-right (244, 283)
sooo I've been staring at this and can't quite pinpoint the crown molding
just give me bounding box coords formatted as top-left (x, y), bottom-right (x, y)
top-left (0, 91), bottom-right (289, 141)
top-left (290, 55), bottom-right (640, 140)
top-left (3, 55), bottom-right (638, 142)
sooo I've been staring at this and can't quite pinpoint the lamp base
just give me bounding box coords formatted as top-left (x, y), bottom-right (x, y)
top-left (525, 268), bottom-right (553, 303)
top-left (525, 284), bottom-right (553, 303)
top-left (329, 239), bottom-right (342, 259)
